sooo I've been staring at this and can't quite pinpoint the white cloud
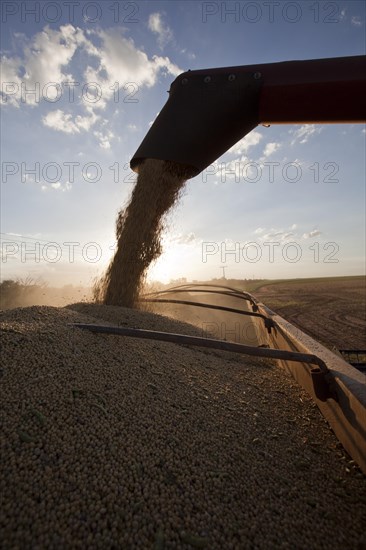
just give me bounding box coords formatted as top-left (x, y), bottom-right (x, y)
top-left (254, 224), bottom-right (301, 243)
top-left (290, 124), bottom-right (323, 145)
top-left (262, 230), bottom-right (289, 241)
top-left (180, 49), bottom-right (196, 60)
top-left (24, 174), bottom-right (35, 184)
top-left (337, 9), bottom-right (362, 26)
top-left (1, 24), bottom-right (182, 114)
top-left (74, 108), bottom-right (99, 131)
top-left (303, 229), bottom-right (322, 239)
top-left (93, 129), bottom-right (114, 149)
top-left (227, 131), bottom-right (263, 155)
top-left (170, 232), bottom-right (197, 245)
top-left (255, 225), bottom-right (322, 243)
top-left (41, 180), bottom-right (72, 192)
top-left (152, 55), bottom-right (181, 77)
top-left (81, 28), bottom-right (181, 112)
top-left (1, 25), bottom-right (86, 106)
top-left (3, 24), bottom-right (184, 168)
top-left (351, 15), bottom-right (362, 26)
top-left (0, 55), bottom-right (22, 106)
top-left (216, 155), bottom-right (249, 181)
top-left (148, 12), bottom-right (173, 48)
top-left (23, 24), bottom-right (85, 84)
top-left (42, 109), bottom-right (80, 134)
top-left (127, 123), bottom-right (138, 131)
top-left (42, 108), bottom-right (99, 134)
top-left (263, 142), bottom-right (281, 157)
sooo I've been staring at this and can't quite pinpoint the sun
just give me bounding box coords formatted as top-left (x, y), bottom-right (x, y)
top-left (147, 241), bottom-right (194, 284)
top-left (147, 250), bottom-right (179, 284)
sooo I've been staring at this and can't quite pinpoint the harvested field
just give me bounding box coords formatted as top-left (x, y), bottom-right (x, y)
top-left (253, 276), bottom-right (366, 352)
top-left (1, 303), bottom-right (365, 549)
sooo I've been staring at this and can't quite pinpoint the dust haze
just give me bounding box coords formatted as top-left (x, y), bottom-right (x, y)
top-left (0, 278), bottom-right (92, 310)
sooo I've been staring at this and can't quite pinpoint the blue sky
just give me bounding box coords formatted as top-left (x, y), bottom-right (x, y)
top-left (1, 0), bottom-right (365, 285)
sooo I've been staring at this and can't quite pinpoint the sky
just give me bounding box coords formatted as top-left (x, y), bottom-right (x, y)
top-left (1, 0), bottom-right (365, 286)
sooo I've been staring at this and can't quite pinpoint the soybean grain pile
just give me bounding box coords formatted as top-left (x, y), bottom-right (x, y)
top-left (95, 159), bottom-right (189, 308)
top-left (1, 304), bottom-right (365, 549)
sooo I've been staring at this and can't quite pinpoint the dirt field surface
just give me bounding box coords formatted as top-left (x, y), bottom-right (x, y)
top-left (1, 303), bottom-right (365, 549)
top-left (253, 276), bottom-right (366, 352)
